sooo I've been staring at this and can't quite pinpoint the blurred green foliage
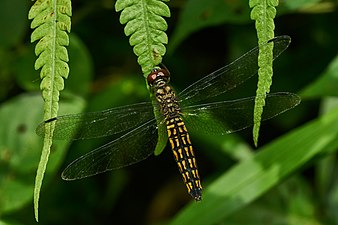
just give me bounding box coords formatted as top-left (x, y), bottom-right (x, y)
top-left (1, 0), bottom-right (338, 225)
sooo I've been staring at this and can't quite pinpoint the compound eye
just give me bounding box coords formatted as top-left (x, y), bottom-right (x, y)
top-left (156, 69), bottom-right (170, 83)
top-left (147, 66), bottom-right (171, 85)
top-left (147, 71), bottom-right (158, 85)
top-left (161, 68), bottom-right (170, 80)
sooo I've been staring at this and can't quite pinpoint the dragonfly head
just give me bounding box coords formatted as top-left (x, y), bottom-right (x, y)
top-left (147, 66), bottom-right (170, 87)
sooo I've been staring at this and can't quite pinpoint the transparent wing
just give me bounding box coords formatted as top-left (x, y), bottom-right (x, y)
top-left (36, 102), bottom-right (154, 140)
top-left (61, 118), bottom-right (160, 180)
top-left (179, 36), bottom-right (291, 105)
top-left (181, 92), bottom-right (301, 135)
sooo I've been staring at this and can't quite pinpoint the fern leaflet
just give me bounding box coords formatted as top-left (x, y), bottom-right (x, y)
top-left (249, 0), bottom-right (278, 146)
top-left (28, 0), bottom-right (72, 221)
top-left (115, 0), bottom-right (170, 76)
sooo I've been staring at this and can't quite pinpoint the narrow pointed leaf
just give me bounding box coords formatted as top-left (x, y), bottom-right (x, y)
top-left (249, 0), bottom-right (279, 146)
top-left (28, 0), bottom-right (72, 221)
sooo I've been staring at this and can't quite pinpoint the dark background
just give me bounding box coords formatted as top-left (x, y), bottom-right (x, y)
top-left (1, 0), bottom-right (338, 225)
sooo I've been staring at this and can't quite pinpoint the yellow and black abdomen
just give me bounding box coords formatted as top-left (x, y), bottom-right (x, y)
top-left (151, 75), bottom-right (202, 200)
top-left (166, 116), bottom-right (202, 201)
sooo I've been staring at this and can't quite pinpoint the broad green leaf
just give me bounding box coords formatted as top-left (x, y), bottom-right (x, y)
top-left (0, 93), bottom-right (84, 215)
top-left (282, 0), bottom-right (320, 10)
top-left (0, 220), bottom-right (24, 225)
top-left (281, 0), bottom-right (334, 13)
top-left (224, 176), bottom-right (319, 225)
top-left (313, 97), bottom-right (338, 214)
top-left (152, 100), bottom-right (168, 156)
top-left (325, 138), bottom-right (338, 223)
top-left (301, 54), bottom-right (338, 98)
top-left (169, 105), bottom-right (338, 225)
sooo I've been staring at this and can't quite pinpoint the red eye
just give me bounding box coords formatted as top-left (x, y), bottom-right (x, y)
top-left (147, 68), bottom-right (170, 85)
top-left (147, 71), bottom-right (158, 85)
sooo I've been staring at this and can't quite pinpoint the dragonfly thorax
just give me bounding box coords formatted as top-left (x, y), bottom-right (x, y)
top-left (148, 67), bottom-right (180, 119)
top-left (155, 83), bottom-right (181, 119)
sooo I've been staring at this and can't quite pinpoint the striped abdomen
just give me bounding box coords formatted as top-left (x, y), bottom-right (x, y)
top-left (148, 67), bottom-right (202, 200)
top-left (166, 116), bottom-right (202, 201)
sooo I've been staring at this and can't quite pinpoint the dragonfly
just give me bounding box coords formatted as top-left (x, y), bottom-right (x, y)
top-left (37, 35), bottom-right (301, 201)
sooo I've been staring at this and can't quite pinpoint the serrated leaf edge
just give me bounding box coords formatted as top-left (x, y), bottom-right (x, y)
top-left (249, 0), bottom-right (278, 146)
top-left (28, 0), bottom-right (72, 221)
top-left (115, 0), bottom-right (170, 75)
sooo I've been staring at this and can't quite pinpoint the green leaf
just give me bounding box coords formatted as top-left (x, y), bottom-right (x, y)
top-left (0, 86), bottom-right (40, 216)
top-left (115, 0), bottom-right (170, 76)
top-left (152, 100), bottom-right (168, 156)
top-left (28, 0), bottom-right (72, 221)
top-left (33, 123), bottom-right (53, 222)
top-left (29, 0), bottom-right (72, 117)
top-left (281, 0), bottom-right (333, 13)
top-left (225, 176), bottom-right (318, 225)
top-left (168, 105), bottom-right (338, 225)
top-left (0, 93), bottom-right (84, 215)
top-left (15, 34), bottom-right (93, 94)
top-left (300, 53), bottom-right (338, 98)
top-left (249, 0), bottom-right (279, 146)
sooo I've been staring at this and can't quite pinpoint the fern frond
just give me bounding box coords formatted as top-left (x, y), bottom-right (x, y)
top-left (115, 0), bottom-right (170, 76)
top-left (249, 0), bottom-right (278, 146)
top-left (29, 0), bottom-right (71, 115)
top-left (28, 0), bottom-right (72, 221)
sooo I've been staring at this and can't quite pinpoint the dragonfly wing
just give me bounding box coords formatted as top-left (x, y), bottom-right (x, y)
top-left (61, 119), bottom-right (160, 180)
top-left (181, 92), bottom-right (300, 135)
top-left (179, 36), bottom-right (291, 105)
top-left (36, 102), bottom-right (154, 140)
